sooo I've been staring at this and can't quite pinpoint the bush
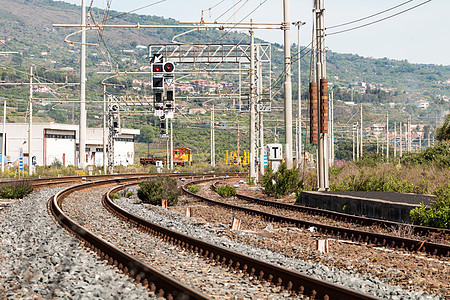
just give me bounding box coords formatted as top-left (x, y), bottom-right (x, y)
top-left (262, 163), bottom-right (301, 198)
top-left (0, 181), bottom-right (33, 199)
top-left (137, 177), bottom-right (181, 206)
top-left (216, 185), bottom-right (236, 197)
top-left (401, 142), bottom-right (450, 169)
top-left (109, 193), bottom-right (121, 199)
top-left (187, 185), bottom-right (199, 193)
top-left (410, 184), bottom-right (450, 229)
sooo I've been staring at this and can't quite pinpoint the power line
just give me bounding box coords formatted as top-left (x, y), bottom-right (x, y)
top-left (209, 0), bottom-right (268, 44)
top-left (106, 0), bottom-right (168, 22)
top-left (326, 0), bottom-right (413, 30)
top-left (326, 0), bottom-right (432, 36)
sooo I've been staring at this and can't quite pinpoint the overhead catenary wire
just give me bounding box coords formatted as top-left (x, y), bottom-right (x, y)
top-left (105, 0), bottom-right (168, 22)
top-left (326, 0), bottom-right (414, 30)
top-left (208, 0), bottom-right (268, 45)
top-left (326, 0), bottom-right (432, 36)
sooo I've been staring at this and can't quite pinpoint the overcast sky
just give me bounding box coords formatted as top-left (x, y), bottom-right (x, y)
top-left (58, 0), bottom-right (450, 66)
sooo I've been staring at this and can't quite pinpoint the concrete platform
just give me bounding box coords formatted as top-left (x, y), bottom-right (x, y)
top-left (296, 191), bottom-right (436, 223)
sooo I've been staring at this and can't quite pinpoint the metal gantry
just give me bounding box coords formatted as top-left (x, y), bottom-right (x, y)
top-left (149, 43), bottom-right (272, 180)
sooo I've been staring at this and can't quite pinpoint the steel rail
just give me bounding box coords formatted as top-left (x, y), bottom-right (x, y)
top-left (204, 183), bottom-right (450, 258)
top-left (48, 175), bottom-right (220, 300)
top-left (234, 190), bottom-right (450, 237)
top-left (105, 180), bottom-right (382, 299)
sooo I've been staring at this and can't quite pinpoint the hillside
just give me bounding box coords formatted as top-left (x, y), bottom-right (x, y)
top-left (0, 0), bottom-right (449, 162)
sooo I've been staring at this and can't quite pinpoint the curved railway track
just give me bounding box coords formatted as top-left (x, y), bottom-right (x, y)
top-left (182, 181), bottom-right (449, 258)
top-left (48, 174), bottom-right (377, 300)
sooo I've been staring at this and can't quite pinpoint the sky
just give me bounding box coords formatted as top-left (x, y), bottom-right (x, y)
top-left (58, 0), bottom-right (450, 66)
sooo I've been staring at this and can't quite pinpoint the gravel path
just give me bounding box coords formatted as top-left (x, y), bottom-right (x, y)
top-left (0, 187), bottom-right (152, 299)
top-left (114, 184), bottom-right (444, 300)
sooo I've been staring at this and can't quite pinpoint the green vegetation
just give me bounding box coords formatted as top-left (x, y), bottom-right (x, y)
top-left (262, 163), bottom-right (301, 198)
top-left (137, 176), bottom-right (181, 206)
top-left (0, 181), bottom-right (33, 199)
top-left (109, 193), bottom-right (121, 200)
top-left (216, 185), bottom-right (236, 198)
top-left (187, 185), bottom-right (199, 194)
top-left (261, 163), bottom-right (317, 198)
top-left (329, 143), bottom-right (450, 229)
top-left (401, 141), bottom-right (450, 168)
top-left (436, 113), bottom-right (450, 141)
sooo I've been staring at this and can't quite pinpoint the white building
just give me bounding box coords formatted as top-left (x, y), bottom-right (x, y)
top-left (0, 122), bottom-right (139, 168)
top-left (414, 100), bottom-right (430, 109)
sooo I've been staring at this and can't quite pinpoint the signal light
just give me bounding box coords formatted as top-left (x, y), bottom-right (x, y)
top-left (164, 62), bottom-right (174, 72)
top-left (166, 90), bottom-right (174, 101)
top-left (152, 76), bottom-right (163, 89)
top-left (152, 63), bottom-right (163, 73)
top-left (155, 92), bottom-right (163, 103)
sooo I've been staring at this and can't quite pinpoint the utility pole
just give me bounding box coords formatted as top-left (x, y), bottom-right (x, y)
top-left (315, 0), bottom-right (329, 190)
top-left (249, 26), bottom-right (256, 180)
top-left (79, 0), bottom-right (87, 169)
top-left (408, 117), bottom-right (412, 152)
top-left (103, 85), bottom-right (107, 174)
top-left (166, 118), bottom-right (169, 169)
top-left (170, 119), bottom-right (174, 170)
top-left (283, 0), bottom-right (293, 169)
top-left (356, 122), bottom-right (359, 159)
top-left (330, 91), bottom-right (334, 164)
top-left (210, 105), bottom-right (215, 167)
top-left (419, 129), bottom-right (422, 151)
top-left (376, 135), bottom-right (379, 154)
top-left (237, 124), bottom-right (240, 159)
top-left (393, 122), bottom-right (397, 158)
top-left (2, 101), bottom-right (5, 173)
top-left (386, 112), bottom-right (389, 159)
top-left (293, 20), bottom-right (305, 168)
top-left (258, 55), bottom-right (265, 176)
top-left (399, 122), bottom-right (403, 157)
top-left (352, 125), bottom-right (355, 161)
top-left (360, 103), bottom-right (363, 157)
top-left (28, 66), bottom-right (33, 176)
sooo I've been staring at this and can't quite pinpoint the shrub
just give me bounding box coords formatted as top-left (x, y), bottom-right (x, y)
top-left (187, 185), bottom-right (199, 193)
top-left (247, 177), bottom-right (255, 185)
top-left (0, 181), bottom-right (33, 199)
top-left (109, 193), bottom-right (121, 199)
top-left (262, 163), bottom-right (301, 198)
top-left (118, 189), bottom-right (133, 198)
top-left (401, 142), bottom-right (450, 169)
top-left (137, 176), bottom-right (181, 206)
top-left (216, 185), bottom-right (236, 197)
top-left (410, 184), bottom-right (450, 229)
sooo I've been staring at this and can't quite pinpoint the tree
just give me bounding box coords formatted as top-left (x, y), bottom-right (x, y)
top-left (436, 114), bottom-right (450, 141)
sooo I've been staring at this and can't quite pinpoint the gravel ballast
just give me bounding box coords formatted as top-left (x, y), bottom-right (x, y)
top-left (0, 188), bottom-right (152, 299)
top-left (115, 185), bottom-right (442, 300)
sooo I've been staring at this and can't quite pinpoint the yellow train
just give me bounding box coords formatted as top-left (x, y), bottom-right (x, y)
top-left (140, 147), bottom-right (193, 166)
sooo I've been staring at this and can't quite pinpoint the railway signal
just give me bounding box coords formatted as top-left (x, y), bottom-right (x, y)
top-left (151, 54), bottom-right (175, 120)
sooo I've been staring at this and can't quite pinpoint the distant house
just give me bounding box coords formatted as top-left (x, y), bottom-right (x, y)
top-left (188, 108), bottom-right (206, 115)
top-left (370, 124), bottom-right (385, 135)
top-left (414, 100), bottom-right (430, 109)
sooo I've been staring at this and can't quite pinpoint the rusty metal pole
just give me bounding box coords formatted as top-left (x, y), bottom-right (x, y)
top-left (315, 0), bottom-right (329, 190)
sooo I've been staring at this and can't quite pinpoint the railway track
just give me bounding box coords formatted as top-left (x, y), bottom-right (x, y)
top-left (182, 181), bottom-right (449, 258)
top-left (235, 188), bottom-right (450, 238)
top-left (48, 174), bottom-right (377, 300)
